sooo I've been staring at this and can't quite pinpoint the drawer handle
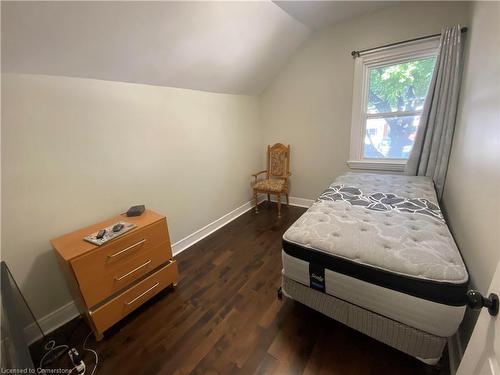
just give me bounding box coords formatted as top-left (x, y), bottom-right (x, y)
top-left (114, 259), bottom-right (152, 281)
top-left (124, 282), bottom-right (159, 306)
top-left (108, 239), bottom-right (146, 259)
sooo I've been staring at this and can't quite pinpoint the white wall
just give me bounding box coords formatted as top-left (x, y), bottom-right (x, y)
top-left (260, 2), bottom-right (471, 199)
top-left (1, 73), bottom-right (262, 321)
top-left (441, 1), bottom-right (500, 368)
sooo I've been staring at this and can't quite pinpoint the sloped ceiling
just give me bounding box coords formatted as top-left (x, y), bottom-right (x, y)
top-left (1, 1), bottom-right (309, 95)
top-left (2, 1), bottom-right (392, 95)
top-left (274, 1), bottom-right (395, 30)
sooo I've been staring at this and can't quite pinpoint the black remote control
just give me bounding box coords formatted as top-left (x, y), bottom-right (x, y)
top-left (113, 223), bottom-right (124, 232)
top-left (96, 229), bottom-right (106, 239)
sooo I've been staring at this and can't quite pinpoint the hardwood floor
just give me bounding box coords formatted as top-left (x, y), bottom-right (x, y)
top-left (34, 201), bottom-right (449, 374)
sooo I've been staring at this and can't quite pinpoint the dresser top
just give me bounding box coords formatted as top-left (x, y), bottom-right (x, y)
top-left (51, 209), bottom-right (165, 261)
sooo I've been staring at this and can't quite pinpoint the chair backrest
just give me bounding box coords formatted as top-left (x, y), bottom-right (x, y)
top-left (267, 143), bottom-right (290, 179)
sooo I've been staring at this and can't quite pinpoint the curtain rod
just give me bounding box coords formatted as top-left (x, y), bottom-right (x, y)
top-left (351, 27), bottom-right (468, 58)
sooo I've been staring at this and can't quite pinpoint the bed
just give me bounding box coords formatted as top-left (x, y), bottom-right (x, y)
top-left (280, 172), bottom-right (468, 364)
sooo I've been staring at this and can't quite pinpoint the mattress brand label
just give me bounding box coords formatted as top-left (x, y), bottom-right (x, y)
top-left (311, 274), bottom-right (324, 282)
top-left (309, 263), bottom-right (326, 292)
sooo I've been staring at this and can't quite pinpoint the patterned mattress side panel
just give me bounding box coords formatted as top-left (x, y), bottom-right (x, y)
top-left (282, 275), bottom-right (447, 361)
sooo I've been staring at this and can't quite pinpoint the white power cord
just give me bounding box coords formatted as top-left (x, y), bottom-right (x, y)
top-left (38, 340), bottom-right (69, 373)
top-left (38, 331), bottom-right (99, 375)
top-left (83, 331), bottom-right (99, 375)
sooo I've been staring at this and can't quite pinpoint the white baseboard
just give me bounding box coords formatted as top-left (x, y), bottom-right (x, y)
top-left (172, 195), bottom-right (313, 256)
top-left (266, 195), bottom-right (314, 208)
top-left (171, 199), bottom-right (257, 256)
top-left (288, 196), bottom-right (314, 208)
top-left (24, 300), bottom-right (80, 344)
top-left (26, 195), bottom-right (312, 339)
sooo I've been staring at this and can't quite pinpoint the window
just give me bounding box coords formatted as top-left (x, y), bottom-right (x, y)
top-left (348, 39), bottom-right (439, 171)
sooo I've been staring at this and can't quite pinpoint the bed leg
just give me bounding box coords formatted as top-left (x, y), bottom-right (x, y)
top-left (277, 287), bottom-right (283, 300)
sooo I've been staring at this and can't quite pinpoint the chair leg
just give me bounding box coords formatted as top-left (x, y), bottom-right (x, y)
top-left (254, 191), bottom-right (259, 213)
top-left (277, 193), bottom-right (281, 218)
top-left (286, 193), bottom-right (289, 206)
top-left (267, 193), bottom-right (270, 202)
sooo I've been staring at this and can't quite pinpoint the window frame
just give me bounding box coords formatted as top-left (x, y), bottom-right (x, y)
top-left (347, 38), bottom-right (440, 172)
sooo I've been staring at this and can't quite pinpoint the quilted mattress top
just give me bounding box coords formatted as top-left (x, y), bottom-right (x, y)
top-left (283, 173), bottom-right (468, 285)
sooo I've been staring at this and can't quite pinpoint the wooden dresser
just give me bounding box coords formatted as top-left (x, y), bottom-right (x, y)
top-left (51, 209), bottom-right (178, 340)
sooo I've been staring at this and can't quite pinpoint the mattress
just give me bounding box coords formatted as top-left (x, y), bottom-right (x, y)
top-left (282, 172), bottom-right (468, 337)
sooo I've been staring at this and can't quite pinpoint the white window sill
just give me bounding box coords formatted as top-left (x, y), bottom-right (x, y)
top-left (346, 160), bottom-right (406, 172)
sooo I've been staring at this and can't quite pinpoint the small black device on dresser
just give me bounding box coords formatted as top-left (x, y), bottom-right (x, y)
top-left (112, 223), bottom-right (124, 232)
top-left (126, 205), bottom-right (145, 217)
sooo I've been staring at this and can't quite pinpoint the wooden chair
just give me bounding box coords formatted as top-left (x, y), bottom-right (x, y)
top-left (252, 143), bottom-right (291, 218)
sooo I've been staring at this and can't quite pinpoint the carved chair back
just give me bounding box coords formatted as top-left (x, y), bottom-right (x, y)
top-left (267, 143), bottom-right (290, 180)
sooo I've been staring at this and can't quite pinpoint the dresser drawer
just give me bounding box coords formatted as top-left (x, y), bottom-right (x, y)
top-left (76, 241), bottom-right (172, 307)
top-left (71, 219), bottom-right (171, 289)
top-left (90, 260), bottom-right (178, 334)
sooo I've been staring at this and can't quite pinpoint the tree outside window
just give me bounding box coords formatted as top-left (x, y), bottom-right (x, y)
top-left (363, 57), bottom-right (436, 159)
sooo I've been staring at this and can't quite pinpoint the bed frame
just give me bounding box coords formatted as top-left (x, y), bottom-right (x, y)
top-left (279, 276), bottom-right (446, 365)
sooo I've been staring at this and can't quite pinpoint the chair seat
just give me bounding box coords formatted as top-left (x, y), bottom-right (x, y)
top-left (253, 179), bottom-right (286, 193)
